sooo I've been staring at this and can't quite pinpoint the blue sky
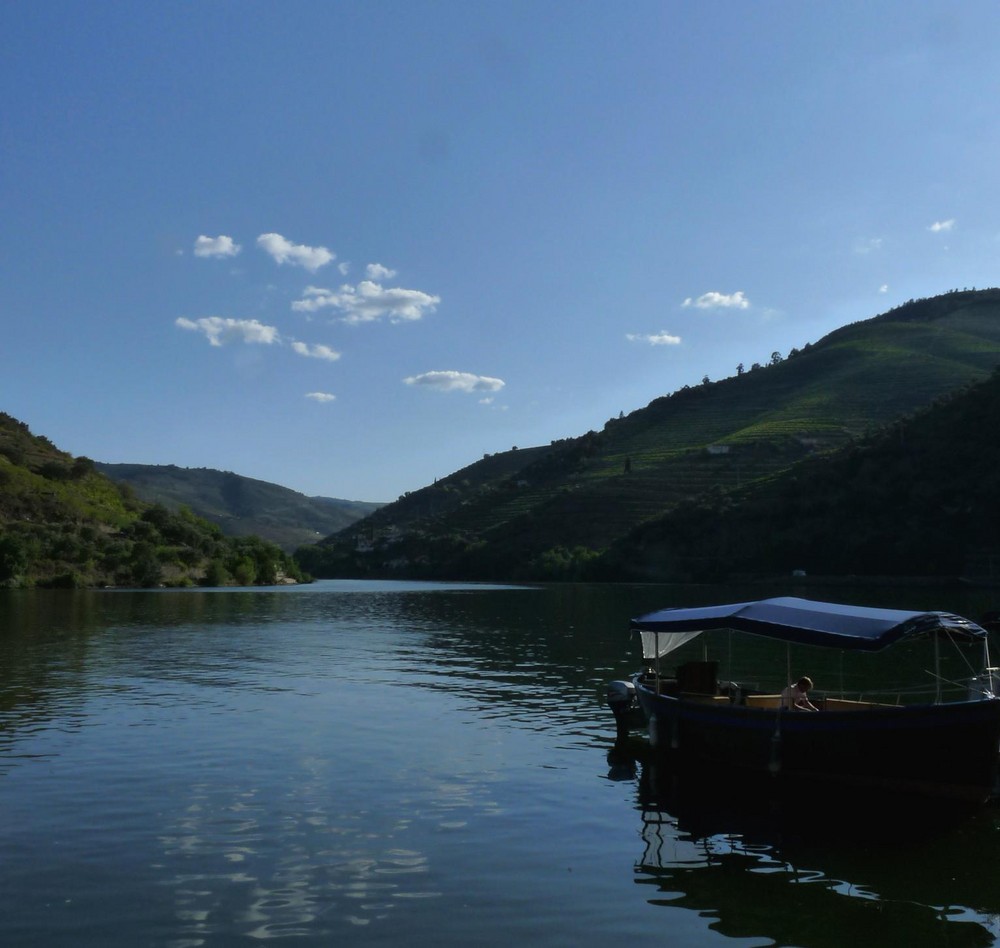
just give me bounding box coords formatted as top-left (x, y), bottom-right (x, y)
top-left (3, 2), bottom-right (1000, 502)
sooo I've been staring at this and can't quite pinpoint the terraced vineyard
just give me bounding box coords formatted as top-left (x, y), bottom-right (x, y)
top-left (302, 289), bottom-right (1000, 579)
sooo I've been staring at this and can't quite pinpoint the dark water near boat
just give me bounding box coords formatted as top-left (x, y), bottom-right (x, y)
top-left (1, 580), bottom-right (999, 947)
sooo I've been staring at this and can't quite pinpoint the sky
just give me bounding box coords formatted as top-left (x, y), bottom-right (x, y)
top-left (3, 2), bottom-right (1000, 502)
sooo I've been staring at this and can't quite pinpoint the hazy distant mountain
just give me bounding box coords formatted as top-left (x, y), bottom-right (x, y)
top-left (96, 463), bottom-right (382, 551)
top-left (300, 288), bottom-right (1000, 581)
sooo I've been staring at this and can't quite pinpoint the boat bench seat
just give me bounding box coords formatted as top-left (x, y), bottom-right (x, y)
top-left (740, 695), bottom-right (902, 710)
top-left (822, 697), bottom-right (899, 711)
top-left (678, 692), bottom-right (731, 704)
top-left (743, 694), bottom-right (785, 708)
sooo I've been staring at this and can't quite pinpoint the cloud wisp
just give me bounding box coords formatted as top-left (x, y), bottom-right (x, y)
top-left (293, 281), bottom-right (440, 324)
top-left (291, 342), bottom-right (341, 361)
top-left (194, 235), bottom-right (242, 258)
top-left (176, 317), bottom-right (340, 363)
top-left (403, 371), bottom-right (505, 394)
top-left (854, 237), bottom-right (884, 254)
top-left (175, 316), bottom-right (279, 346)
top-left (365, 262), bottom-right (397, 280)
top-left (257, 233), bottom-right (335, 271)
top-left (626, 331), bottom-right (681, 346)
top-left (305, 392), bottom-right (337, 403)
top-left (928, 219), bottom-right (956, 233)
top-left (682, 291), bottom-right (750, 310)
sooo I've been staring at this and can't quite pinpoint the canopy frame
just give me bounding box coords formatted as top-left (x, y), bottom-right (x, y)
top-left (631, 597), bottom-right (994, 703)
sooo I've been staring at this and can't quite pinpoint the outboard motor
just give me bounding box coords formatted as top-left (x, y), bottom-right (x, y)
top-left (606, 679), bottom-right (638, 741)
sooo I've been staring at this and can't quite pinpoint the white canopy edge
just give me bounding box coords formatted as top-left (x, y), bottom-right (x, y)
top-left (640, 629), bottom-right (703, 661)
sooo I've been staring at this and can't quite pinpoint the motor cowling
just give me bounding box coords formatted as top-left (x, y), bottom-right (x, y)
top-left (606, 679), bottom-right (637, 714)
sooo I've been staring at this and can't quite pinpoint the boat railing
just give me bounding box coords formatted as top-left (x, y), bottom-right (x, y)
top-left (640, 670), bottom-right (989, 707)
top-left (685, 686), bottom-right (981, 709)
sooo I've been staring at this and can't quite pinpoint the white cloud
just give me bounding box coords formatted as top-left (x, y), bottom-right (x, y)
top-left (626, 331), bottom-right (681, 346)
top-left (403, 371), bottom-right (505, 393)
top-left (879, 284), bottom-right (889, 293)
top-left (176, 316), bottom-right (344, 375)
top-left (175, 316), bottom-right (279, 347)
top-left (854, 237), bottom-right (883, 254)
top-left (928, 219), bottom-right (955, 233)
top-left (682, 291), bottom-right (750, 310)
top-left (365, 262), bottom-right (397, 280)
top-left (338, 262), bottom-right (351, 275)
top-left (257, 233), bottom-right (335, 271)
top-left (293, 280), bottom-right (440, 324)
top-left (193, 235), bottom-right (241, 258)
top-left (291, 341), bottom-right (341, 361)
top-left (305, 392), bottom-right (336, 403)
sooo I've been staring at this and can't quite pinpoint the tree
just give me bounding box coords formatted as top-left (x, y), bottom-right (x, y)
top-left (0, 533), bottom-right (31, 583)
top-left (203, 559), bottom-right (229, 586)
top-left (71, 456), bottom-right (95, 479)
top-left (231, 557), bottom-right (257, 586)
top-left (126, 541), bottom-right (162, 587)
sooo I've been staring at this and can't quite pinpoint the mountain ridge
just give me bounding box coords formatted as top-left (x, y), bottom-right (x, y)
top-left (602, 365), bottom-right (1000, 583)
top-left (96, 463), bottom-right (382, 552)
top-left (297, 288), bottom-right (1000, 580)
top-left (0, 415), bottom-right (307, 588)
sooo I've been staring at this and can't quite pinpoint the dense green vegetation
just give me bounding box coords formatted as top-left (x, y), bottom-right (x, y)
top-left (602, 366), bottom-right (1000, 582)
top-left (0, 414), bottom-right (309, 588)
top-left (297, 289), bottom-right (1000, 582)
top-left (97, 463), bottom-right (381, 551)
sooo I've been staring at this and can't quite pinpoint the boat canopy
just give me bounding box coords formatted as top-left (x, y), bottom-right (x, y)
top-left (631, 596), bottom-right (988, 660)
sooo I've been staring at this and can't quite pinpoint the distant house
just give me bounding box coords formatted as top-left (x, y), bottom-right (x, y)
top-left (706, 444), bottom-right (731, 456)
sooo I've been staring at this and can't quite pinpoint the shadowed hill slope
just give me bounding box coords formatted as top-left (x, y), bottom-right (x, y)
top-left (602, 365), bottom-right (1000, 582)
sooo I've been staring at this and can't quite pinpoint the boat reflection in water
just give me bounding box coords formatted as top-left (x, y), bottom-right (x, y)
top-left (624, 747), bottom-right (1000, 948)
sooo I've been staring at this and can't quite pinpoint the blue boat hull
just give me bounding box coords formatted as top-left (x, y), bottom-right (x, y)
top-left (633, 677), bottom-right (1000, 802)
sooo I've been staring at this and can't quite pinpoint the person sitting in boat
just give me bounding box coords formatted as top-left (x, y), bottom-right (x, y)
top-left (782, 676), bottom-right (818, 711)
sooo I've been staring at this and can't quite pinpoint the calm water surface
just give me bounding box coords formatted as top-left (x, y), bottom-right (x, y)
top-left (1, 580), bottom-right (999, 946)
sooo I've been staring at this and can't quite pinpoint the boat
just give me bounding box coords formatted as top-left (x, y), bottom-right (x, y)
top-left (607, 597), bottom-right (1000, 803)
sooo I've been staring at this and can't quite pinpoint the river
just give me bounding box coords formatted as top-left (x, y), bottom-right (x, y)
top-left (1, 580), bottom-right (999, 946)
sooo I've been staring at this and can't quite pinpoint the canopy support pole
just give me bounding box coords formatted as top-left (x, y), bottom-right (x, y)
top-left (728, 629), bottom-right (733, 688)
top-left (934, 633), bottom-right (942, 704)
top-left (654, 631), bottom-right (661, 695)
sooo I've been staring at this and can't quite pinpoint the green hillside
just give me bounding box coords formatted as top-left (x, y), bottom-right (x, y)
top-left (0, 414), bottom-right (308, 588)
top-left (602, 365), bottom-right (1000, 582)
top-left (298, 288), bottom-right (1000, 580)
top-left (97, 463), bottom-right (381, 552)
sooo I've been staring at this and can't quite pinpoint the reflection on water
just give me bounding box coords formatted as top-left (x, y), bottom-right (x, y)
top-left (2, 580), bottom-right (1000, 946)
top-left (629, 749), bottom-right (1000, 947)
top-left (1, 580), bottom-right (651, 946)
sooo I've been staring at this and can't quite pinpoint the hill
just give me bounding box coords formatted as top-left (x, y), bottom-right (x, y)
top-left (297, 288), bottom-right (1000, 580)
top-left (0, 413), bottom-right (308, 588)
top-left (96, 463), bottom-right (381, 552)
top-left (601, 365), bottom-right (1000, 582)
